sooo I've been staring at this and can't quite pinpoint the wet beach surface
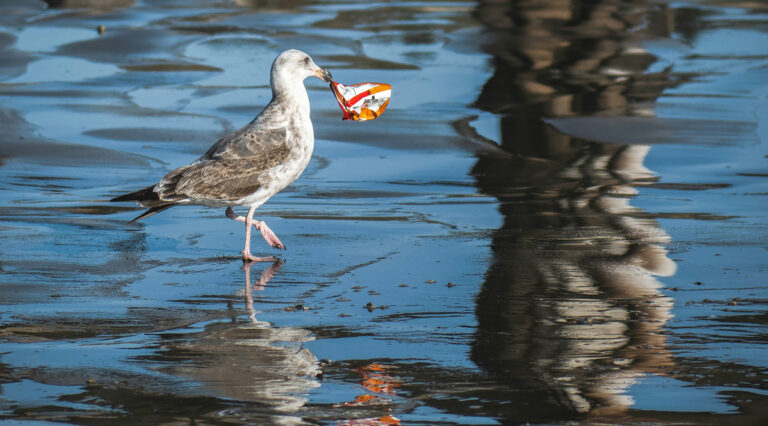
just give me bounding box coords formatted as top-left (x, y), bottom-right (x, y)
top-left (0, 0), bottom-right (767, 424)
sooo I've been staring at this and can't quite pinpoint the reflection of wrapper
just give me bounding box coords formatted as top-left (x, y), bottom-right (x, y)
top-left (330, 81), bottom-right (391, 121)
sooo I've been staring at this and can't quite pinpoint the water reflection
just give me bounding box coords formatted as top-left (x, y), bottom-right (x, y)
top-left (244, 260), bottom-right (284, 301)
top-left (469, 0), bottom-right (680, 419)
top-left (335, 364), bottom-right (402, 426)
top-left (159, 261), bottom-right (320, 414)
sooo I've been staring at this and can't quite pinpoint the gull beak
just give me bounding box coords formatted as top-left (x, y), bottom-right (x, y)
top-left (314, 67), bottom-right (333, 83)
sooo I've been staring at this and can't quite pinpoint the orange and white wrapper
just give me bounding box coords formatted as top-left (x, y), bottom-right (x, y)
top-left (330, 81), bottom-right (391, 121)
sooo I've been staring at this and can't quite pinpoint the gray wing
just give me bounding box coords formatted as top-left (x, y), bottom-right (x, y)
top-left (155, 126), bottom-right (291, 202)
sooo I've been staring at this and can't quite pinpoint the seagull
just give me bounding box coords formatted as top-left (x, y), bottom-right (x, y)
top-left (111, 49), bottom-right (332, 262)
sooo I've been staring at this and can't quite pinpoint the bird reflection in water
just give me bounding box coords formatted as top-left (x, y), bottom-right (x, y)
top-left (243, 264), bottom-right (404, 425)
top-left (161, 260), bottom-right (319, 417)
top-left (242, 260), bottom-right (284, 322)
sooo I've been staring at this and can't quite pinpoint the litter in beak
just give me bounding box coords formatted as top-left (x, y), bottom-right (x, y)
top-left (314, 67), bottom-right (333, 83)
top-left (329, 81), bottom-right (391, 121)
top-left (321, 68), bottom-right (333, 83)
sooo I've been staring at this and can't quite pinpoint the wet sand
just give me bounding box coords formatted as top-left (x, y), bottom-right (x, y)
top-left (0, 0), bottom-right (767, 424)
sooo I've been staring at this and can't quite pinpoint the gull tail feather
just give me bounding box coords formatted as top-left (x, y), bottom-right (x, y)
top-left (111, 185), bottom-right (176, 223)
top-left (111, 185), bottom-right (159, 203)
top-left (128, 204), bottom-right (177, 224)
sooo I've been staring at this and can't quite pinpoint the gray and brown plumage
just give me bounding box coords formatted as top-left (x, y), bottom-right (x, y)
top-left (111, 49), bottom-right (332, 262)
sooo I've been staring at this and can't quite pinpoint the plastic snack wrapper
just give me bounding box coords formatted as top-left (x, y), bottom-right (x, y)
top-left (329, 81), bottom-right (391, 121)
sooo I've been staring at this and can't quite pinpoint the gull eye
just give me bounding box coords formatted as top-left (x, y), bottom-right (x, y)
top-left (304, 57), bottom-right (310, 65)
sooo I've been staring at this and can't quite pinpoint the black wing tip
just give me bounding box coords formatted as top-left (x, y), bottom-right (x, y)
top-left (127, 203), bottom-right (177, 224)
top-left (110, 185), bottom-right (159, 203)
top-left (111, 194), bottom-right (137, 202)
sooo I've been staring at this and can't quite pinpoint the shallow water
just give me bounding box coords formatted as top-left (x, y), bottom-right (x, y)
top-left (0, 0), bottom-right (766, 424)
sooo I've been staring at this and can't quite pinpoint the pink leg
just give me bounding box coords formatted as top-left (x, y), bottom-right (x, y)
top-left (226, 206), bottom-right (285, 262)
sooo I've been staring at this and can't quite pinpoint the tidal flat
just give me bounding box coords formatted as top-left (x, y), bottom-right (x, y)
top-left (0, 0), bottom-right (767, 424)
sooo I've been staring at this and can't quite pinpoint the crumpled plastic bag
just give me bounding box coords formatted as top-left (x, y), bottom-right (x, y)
top-left (329, 81), bottom-right (391, 121)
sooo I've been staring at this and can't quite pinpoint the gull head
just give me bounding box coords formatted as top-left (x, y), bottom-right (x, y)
top-left (271, 49), bottom-right (332, 89)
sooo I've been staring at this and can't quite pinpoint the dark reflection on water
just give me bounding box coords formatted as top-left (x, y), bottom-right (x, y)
top-left (465, 0), bottom-right (768, 423)
top-left (410, 0), bottom-right (683, 421)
